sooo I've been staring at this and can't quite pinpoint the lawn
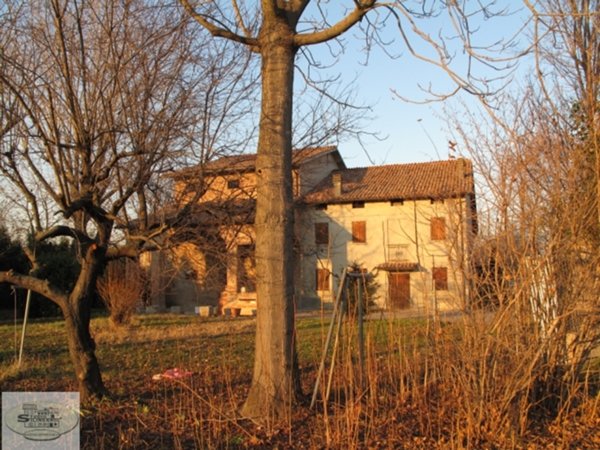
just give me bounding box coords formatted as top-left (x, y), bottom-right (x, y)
top-left (1, 312), bottom-right (598, 449)
top-left (0, 312), bottom-right (413, 448)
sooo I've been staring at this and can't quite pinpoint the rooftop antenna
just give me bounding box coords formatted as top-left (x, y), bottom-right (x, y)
top-left (448, 140), bottom-right (457, 159)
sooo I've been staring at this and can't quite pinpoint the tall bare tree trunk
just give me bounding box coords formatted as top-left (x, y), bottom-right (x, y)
top-left (180, 0), bottom-right (378, 421)
top-left (62, 253), bottom-right (106, 402)
top-left (241, 22), bottom-right (301, 419)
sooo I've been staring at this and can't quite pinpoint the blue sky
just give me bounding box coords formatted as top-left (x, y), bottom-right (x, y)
top-left (300, 2), bottom-right (532, 168)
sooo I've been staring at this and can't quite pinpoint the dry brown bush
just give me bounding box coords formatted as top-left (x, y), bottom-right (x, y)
top-left (98, 259), bottom-right (146, 327)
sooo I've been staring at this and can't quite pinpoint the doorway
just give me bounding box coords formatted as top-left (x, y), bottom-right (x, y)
top-left (389, 272), bottom-right (410, 309)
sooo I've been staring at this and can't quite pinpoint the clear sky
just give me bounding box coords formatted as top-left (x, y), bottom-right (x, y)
top-left (300, 2), bottom-right (532, 169)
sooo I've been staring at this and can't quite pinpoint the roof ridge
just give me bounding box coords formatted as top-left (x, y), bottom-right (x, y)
top-left (340, 158), bottom-right (470, 172)
top-left (303, 157), bottom-right (474, 204)
top-left (212, 145), bottom-right (338, 160)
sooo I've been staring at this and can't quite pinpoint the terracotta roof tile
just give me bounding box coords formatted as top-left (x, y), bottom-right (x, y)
top-left (303, 158), bottom-right (474, 204)
top-left (377, 262), bottom-right (420, 272)
top-left (176, 146), bottom-right (340, 177)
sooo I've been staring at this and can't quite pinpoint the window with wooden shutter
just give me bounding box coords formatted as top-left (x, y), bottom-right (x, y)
top-left (315, 222), bottom-right (329, 245)
top-left (316, 268), bottom-right (330, 291)
top-left (352, 221), bottom-right (366, 243)
top-left (432, 267), bottom-right (448, 291)
top-left (430, 217), bottom-right (446, 240)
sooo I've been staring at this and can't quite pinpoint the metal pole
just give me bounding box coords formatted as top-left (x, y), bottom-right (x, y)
top-left (18, 289), bottom-right (32, 367)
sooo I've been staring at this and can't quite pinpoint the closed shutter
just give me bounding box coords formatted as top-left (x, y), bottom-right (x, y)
top-left (316, 268), bottom-right (330, 291)
top-left (430, 217), bottom-right (446, 240)
top-left (352, 221), bottom-right (366, 243)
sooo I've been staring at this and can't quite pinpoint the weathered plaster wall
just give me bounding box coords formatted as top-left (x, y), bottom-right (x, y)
top-left (299, 197), bottom-right (473, 312)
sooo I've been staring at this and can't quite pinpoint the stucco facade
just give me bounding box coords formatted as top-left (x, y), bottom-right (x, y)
top-left (146, 148), bottom-right (477, 314)
top-left (297, 196), bottom-right (476, 312)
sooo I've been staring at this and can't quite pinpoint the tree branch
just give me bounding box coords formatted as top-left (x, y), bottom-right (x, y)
top-left (294, 1), bottom-right (377, 47)
top-left (0, 270), bottom-right (67, 307)
top-left (231, 0), bottom-right (252, 38)
top-left (22, 247), bottom-right (38, 272)
top-left (35, 225), bottom-right (93, 244)
top-left (106, 241), bottom-right (160, 260)
top-left (179, 0), bottom-right (257, 46)
top-left (276, 0), bottom-right (311, 27)
top-left (61, 192), bottom-right (110, 223)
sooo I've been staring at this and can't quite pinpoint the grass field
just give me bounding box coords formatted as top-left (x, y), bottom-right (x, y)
top-left (1, 312), bottom-right (598, 448)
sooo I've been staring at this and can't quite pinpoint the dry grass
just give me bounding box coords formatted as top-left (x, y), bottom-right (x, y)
top-left (1, 312), bottom-right (598, 449)
top-left (91, 315), bottom-right (255, 345)
top-left (0, 359), bottom-right (30, 385)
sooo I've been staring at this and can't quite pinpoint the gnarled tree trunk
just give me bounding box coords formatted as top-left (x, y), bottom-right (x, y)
top-left (63, 301), bottom-right (105, 402)
top-left (62, 247), bottom-right (107, 402)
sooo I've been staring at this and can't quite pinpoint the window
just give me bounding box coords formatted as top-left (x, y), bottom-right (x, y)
top-left (352, 201), bottom-right (365, 209)
top-left (316, 268), bottom-right (330, 291)
top-left (237, 244), bottom-right (256, 293)
top-left (227, 179), bottom-right (240, 189)
top-left (352, 221), bottom-right (366, 243)
top-left (391, 199), bottom-right (404, 206)
top-left (315, 222), bottom-right (329, 245)
top-left (430, 217), bottom-right (446, 240)
top-left (432, 267), bottom-right (448, 291)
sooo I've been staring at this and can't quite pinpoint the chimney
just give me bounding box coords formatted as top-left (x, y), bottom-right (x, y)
top-left (332, 171), bottom-right (342, 196)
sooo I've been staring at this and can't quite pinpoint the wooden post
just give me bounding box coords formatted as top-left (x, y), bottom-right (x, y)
top-left (357, 275), bottom-right (365, 382)
top-left (324, 284), bottom-right (346, 405)
top-left (310, 268), bottom-right (347, 409)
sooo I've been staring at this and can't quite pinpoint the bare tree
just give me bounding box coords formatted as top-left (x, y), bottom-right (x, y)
top-left (98, 259), bottom-right (146, 328)
top-left (0, 0), bottom-right (256, 401)
top-left (179, 0), bottom-right (512, 420)
top-left (449, 0), bottom-right (600, 424)
top-left (526, 0), bottom-right (599, 235)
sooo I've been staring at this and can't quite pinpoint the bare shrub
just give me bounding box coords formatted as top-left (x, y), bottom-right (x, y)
top-left (98, 259), bottom-right (146, 327)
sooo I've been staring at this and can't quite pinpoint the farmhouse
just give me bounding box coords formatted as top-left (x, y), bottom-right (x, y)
top-left (143, 147), bottom-right (477, 314)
